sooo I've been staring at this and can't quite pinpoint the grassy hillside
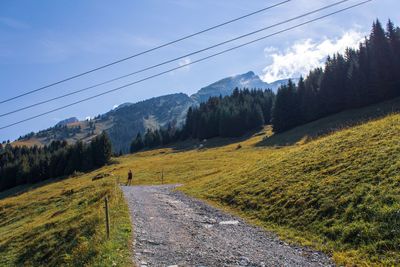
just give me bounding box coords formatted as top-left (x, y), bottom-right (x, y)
top-left (109, 100), bottom-right (400, 266)
top-left (11, 138), bottom-right (43, 148)
top-left (0, 167), bottom-right (132, 266)
top-left (2, 99), bottom-right (399, 266)
top-left (12, 120), bottom-right (113, 148)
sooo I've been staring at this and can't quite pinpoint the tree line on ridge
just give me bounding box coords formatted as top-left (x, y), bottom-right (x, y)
top-left (130, 19), bottom-right (400, 151)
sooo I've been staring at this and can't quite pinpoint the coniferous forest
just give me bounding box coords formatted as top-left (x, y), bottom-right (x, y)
top-left (272, 20), bottom-right (400, 133)
top-left (0, 132), bottom-right (112, 191)
top-left (130, 89), bottom-right (275, 153)
top-left (184, 89), bottom-right (275, 139)
top-left (130, 19), bottom-right (400, 152)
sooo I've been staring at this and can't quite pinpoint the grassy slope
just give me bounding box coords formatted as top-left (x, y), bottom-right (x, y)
top-left (12, 119), bottom-right (114, 148)
top-left (2, 99), bottom-right (399, 266)
top-left (183, 115), bottom-right (400, 265)
top-left (109, 100), bottom-right (400, 266)
top-left (0, 167), bottom-right (132, 267)
top-left (11, 138), bottom-right (43, 148)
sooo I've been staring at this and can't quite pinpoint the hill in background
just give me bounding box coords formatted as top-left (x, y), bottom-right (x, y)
top-left (191, 71), bottom-right (295, 102)
top-left (55, 117), bottom-right (79, 127)
top-left (14, 72), bottom-right (295, 152)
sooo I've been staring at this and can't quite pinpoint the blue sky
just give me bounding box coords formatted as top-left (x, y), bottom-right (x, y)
top-left (0, 0), bottom-right (398, 141)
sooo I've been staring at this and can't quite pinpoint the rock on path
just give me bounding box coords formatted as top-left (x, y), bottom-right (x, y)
top-left (122, 185), bottom-right (333, 267)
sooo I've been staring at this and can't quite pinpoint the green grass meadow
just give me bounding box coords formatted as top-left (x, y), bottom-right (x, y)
top-left (1, 99), bottom-right (400, 266)
top-left (0, 169), bottom-right (132, 267)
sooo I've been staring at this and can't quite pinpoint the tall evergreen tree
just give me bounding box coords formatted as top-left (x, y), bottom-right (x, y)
top-left (386, 20), bottom-right (400, 96)
top-left (91, 132), bottom-right (112, 167)
top-left (130, 132), bottom-right (144, 153)
top-left (271, 80), bottom-right (300, 133)
top-left (369, 20), bottom-right (393, 100)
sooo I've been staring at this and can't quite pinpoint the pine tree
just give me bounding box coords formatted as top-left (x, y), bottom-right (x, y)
top-left (369, 20), bottom-right (393, 100)
top-left (271, 80), bottom-right (300, 133)
top-left (144, 129), bottom-right (154, 147)
top-left (82, 145), bottom-right (94, 171)
top-left (130, 132), bottom-right (144, 153)
top-left (65, 141), bottom-right (84, 174)
top-left (92, 132), bottom-right (112, 167)
top-left (271, 85), bottom-right (288, 133)
top-left (261, 89), bottom-right (275, 124)
top-left (16, 156), bottom-right (30, 185)
top-left (387, 20), bottom-right (400, 97)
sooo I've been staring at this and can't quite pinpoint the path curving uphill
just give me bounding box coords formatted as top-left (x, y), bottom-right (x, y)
top-left (122, 185), bottom-right (333, 267)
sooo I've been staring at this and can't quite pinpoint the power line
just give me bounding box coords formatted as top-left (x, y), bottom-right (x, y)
top-left (0, 0), bottom-right (353, 118)
top-left (0, 0), bottom-right (372, 130)
top-left (0, 0), bottom-right (290, 105)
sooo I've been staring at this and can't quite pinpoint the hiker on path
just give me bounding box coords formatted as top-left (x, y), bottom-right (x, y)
top-left (127, 170), bottom-right (133, 186)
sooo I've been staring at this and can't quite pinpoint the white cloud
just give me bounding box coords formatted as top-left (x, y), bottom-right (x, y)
top-left (261, 30), bottom-right (365, 83)
top-left (168, 57), bottom-right (192, 76)
top-left (178, 57), bottom-right (192, 71)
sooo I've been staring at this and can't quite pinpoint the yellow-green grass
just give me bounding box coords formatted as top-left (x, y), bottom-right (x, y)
top-left (0, 167), bottom-right (132, 266)
top-left (2, 99), bottom-right (400, 266)
top-left (11, 138), bottom-right (42, 148)
top-left (111, 111), bottom-right (400, 265)
top-left (11, 117), bottom-right (115, 148)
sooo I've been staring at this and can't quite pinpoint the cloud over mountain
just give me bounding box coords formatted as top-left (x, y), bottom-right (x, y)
top-left (261, 30), bottom-right (365, 83)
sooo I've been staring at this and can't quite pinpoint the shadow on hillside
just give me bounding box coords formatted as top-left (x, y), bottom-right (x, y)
top-left (0, 171), bottom-right (100, 201)
top-left (0, 162), bottom-right (119, 201)
top-left (167, 129), bottom-right (263, 153)
top-left (0, 177), bottom-right (68, 201)
top-left (257, 98), bottom-right (400, 148)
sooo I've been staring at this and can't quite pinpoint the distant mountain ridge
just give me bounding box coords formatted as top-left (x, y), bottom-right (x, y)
top-left (55, 117), bottom-right (79, 127)
top-left (16, 72), bottom-right (296, 152)
top-left (191, 71), bottom-right (296, 103)
top-left (104, 93), bottom-right (196, 152)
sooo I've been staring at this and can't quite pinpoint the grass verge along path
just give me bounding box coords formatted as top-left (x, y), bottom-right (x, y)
top-left (0, 166), bottom-right (132, 267)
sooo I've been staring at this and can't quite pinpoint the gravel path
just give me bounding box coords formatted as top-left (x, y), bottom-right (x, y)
top-left (122, 185), bottom-right (333, 267)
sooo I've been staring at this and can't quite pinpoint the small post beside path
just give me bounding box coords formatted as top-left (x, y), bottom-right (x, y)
top-left (104, 196), bottom-right (110, 239)
top-left (161, 169), bottom-right (164, 184)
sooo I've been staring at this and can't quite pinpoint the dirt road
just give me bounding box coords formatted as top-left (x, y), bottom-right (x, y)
top-left (122, 185), bottom-right (333, 267)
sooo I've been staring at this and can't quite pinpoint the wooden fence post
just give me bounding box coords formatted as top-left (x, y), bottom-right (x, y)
top-left (104, 196), bottom-right (110, 239)
top-left (161, 169), bottom-right (164, 184)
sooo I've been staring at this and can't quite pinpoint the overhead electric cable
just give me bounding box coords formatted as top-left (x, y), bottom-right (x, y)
top-left (0, 0), bottom-right (372, 130)
top-left (0, 0), bottom-right (354, 118)
top-left (0, 0), bottom-right (290, 104)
